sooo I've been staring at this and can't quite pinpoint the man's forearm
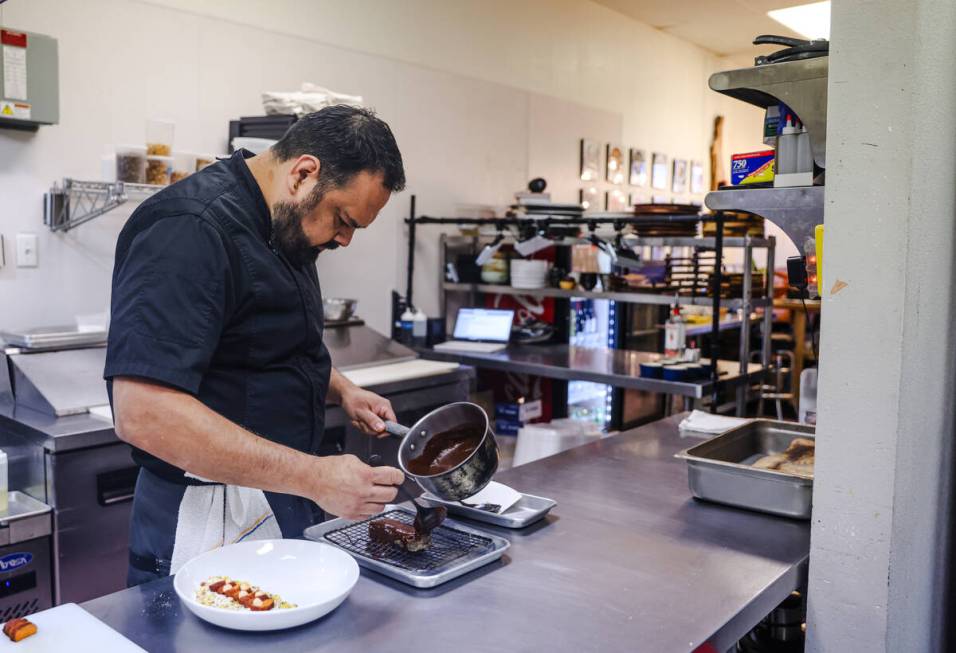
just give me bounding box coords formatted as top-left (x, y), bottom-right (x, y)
top-left (113, 377), bottom-right (318, 497)
top-left (327, 367), bottom-right (356, 404)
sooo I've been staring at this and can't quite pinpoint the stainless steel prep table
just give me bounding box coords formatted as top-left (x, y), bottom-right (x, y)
top-left (81, 414), bottom-right (810, 653)
top-left (0, 324), bottom-right (473, 607)
top-left (420, 343), bottom-right (763, 399)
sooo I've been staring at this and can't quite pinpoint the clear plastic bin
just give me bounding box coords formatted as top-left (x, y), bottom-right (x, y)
top-left (195, 154), bottom-right (217, 171)
top-left (146, 154), bottom-right (173, 186)
top-left (146, 119), bottom-right (174, 156)
top-left (171, 152), bottom-right (196, 184)
top-left (116, 145), bottom-right (147, 183)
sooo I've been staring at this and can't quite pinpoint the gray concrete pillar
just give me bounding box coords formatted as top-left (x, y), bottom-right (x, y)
top-left (806, 0), bottom-right (956, 651)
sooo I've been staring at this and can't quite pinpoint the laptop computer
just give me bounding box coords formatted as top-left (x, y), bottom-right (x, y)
top-left (432, 308), bottom-right (514, 353)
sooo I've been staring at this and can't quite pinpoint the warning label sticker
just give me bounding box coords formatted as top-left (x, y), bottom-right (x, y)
top-left (0, 100), bottom-right (31, 120)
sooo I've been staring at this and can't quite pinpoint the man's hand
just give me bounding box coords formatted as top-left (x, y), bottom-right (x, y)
top-left (311, 454), bottom-right (404, 520)
top-left (340, 385), bottom-right (397, 437)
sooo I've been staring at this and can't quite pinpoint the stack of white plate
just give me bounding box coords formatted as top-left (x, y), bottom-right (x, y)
top-left (510, 259), bottom-right (549, 289)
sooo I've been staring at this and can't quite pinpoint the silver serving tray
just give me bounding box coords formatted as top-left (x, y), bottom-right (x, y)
top-left (303, 506), bottom-right (510, 588)
top-left (675, 419), bottom-right (815, 519)
top-left (421, 492), bottom-right (556, 529)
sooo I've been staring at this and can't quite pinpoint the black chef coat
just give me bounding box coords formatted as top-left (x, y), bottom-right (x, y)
top-left (105, 150), bottom-right (331, 561)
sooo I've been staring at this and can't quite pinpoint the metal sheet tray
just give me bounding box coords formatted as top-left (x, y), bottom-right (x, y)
top-left (421, 492), bottom-right (557, 529)
top-left (303, 507), bottom-right (510, 588)
top-left (675, 419), bottom-right (815, 519)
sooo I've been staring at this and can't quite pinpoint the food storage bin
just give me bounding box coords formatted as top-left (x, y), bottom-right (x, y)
top-left (146, 155), bottom-right (173, 186)
top-left (195, 154), bottom-right (217, 171)
top-left (146, 119), bottom-right (175, 156)
top-left (115, 145), bottom-right (146, 183)
top-left (171, 152), bottom-right (196, 184)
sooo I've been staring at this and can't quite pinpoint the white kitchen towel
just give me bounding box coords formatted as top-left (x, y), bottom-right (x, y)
top-left (678, 409), bottom-right (750, 435)
top-left (170, 478), bottom-right (282, 574)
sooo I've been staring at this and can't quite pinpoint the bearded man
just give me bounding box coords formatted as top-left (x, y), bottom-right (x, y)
top-left (104, 106), bottom-right (407, 585)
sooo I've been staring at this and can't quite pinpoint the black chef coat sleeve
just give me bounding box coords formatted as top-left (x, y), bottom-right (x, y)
top-left (104, 214), bottom-right (233, 395)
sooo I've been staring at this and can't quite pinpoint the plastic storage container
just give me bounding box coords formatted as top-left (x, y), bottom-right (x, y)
top-left (146, 155), bottom-right (173, 185)
top-left (195, 154), bottom-right (217, 171)
top-left (146, 119), bottom-right (174, 156)
top-left (115, 145), bottom-right (146, 183)
top-left (171, 152), bottom-right (196, 184)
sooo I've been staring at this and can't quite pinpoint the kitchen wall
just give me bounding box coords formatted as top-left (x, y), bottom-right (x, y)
top-left (0, 0), bottom-right (764, 337)
top-left (807, 0), bottom-right (956, 650)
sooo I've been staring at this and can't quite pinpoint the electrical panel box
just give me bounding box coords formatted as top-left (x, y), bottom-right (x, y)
top-left (0, 27), bottom-right (59, 130)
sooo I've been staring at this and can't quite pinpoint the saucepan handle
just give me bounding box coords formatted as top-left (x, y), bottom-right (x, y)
top-left (383, 421), bottom-right (410, 438)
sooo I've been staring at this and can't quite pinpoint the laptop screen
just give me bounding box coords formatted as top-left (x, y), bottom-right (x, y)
top-left (453, 308), bottom-right (514, 342)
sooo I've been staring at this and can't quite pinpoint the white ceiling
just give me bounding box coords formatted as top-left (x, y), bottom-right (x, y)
top-left (592, 0), bottom-right (807, 56)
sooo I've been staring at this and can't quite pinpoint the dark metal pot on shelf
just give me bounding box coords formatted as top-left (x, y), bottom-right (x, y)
top-left (384, 402), bottom-right (498, 501)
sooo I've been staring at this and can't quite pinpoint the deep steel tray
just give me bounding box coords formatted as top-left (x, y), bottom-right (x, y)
top-left (303, 507), bottom-right (510, 588)
top-left (421, 492), bottom-right (557, 529)
top-left (675, 419), bottom-right (815, 519)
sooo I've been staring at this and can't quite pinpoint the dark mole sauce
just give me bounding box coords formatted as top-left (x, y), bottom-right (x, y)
top-left (405, 424), bottom-right (483, 476)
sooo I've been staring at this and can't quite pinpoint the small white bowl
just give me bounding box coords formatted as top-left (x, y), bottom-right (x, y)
top-left (173, 539), bottom-right (359, 631)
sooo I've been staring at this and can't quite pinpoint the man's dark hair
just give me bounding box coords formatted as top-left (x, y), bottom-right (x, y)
top-left (271, 105), bottom-right (405, 192)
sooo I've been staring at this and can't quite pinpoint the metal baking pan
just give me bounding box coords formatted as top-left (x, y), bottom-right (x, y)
top-left (421, 492), bottom-right (557, 529)
top-left (675, 419), bottom-right (815, 519)
top-left (303, 507), bottom-right (510, 588)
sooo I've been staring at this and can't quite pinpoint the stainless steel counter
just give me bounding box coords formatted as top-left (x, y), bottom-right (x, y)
top-left (421, 343), bottom-right (763, 398)
top-left (0, 323), bottom-right (451, 453)
top-left (324, 323), bottom-right (416, 371)
top-left (0, 327), bottom-right (473, 606)
top-left (81, 415), bottom-right (810, 652)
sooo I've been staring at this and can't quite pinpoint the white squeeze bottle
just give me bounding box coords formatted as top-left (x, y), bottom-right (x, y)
top-left (411, 309), bottom-right (428, 346)
top-left (664, 305), bottom-right (686, 358)
top-left (796, 119), bottom-right (813, 176)
top-left (399, 307), bottom-right (415, 345)
top-left (776, 115), bottom-right (799, 175)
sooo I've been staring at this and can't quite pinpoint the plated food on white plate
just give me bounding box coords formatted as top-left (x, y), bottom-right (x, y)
top-left (196, 576), bottom-right (296, 612)
top-left (174, 539), bottom-right (359, 631)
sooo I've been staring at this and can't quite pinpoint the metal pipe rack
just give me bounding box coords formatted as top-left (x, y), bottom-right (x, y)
top-left (403, 199), bottom-right (775, 415)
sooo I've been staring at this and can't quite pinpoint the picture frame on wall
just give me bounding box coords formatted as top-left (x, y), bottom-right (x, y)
top-left (651, 194), bottom-right (669, 205)
top-left (628, 148), bottom-right (648, 187)
top-left (690, 160), bottom-right (705, 194)
top-left (651, 152), bottom-right (669, 190)
top-left (672, 159), bottom-right (689, 193)
top-left (606, 144), bottom-right (626, 185)
top-left (606, 189), bottom-right (628, 211)
top-left (579, 186), bottom-right (600, 212)
top-left (580, 139), bottom-right (601, 182)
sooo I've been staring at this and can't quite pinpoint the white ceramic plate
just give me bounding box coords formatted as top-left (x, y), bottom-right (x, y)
top-left (173, 539), bottom-right (359, 631)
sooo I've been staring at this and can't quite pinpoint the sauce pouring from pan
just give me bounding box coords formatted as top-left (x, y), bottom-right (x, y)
top-left (383, 402), bottom-right (500, 504)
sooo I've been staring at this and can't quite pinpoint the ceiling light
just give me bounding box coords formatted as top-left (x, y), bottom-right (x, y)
top-left (768, 1), bottom-right (830, 40)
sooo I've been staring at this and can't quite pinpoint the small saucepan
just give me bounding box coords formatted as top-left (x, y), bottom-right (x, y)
top-left (384, 402), bottom-right (498, 502)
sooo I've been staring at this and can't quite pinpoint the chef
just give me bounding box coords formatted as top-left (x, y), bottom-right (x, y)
top-left (104, 105), bottom-right (407, 586)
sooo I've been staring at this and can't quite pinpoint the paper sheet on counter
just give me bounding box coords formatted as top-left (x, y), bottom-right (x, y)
top-left (426, 481), bottom-right (522, 514)
top-left (678, 409), bottom-right (750, 435)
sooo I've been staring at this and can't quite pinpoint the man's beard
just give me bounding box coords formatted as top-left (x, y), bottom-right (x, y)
top-left (270, 185), bottom-right (337, 266)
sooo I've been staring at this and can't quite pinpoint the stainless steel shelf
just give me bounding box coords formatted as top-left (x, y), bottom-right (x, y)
top-left (709, 57), bottom-right (828, 168)
top-left (705, 186), bottom-right (824, 251)
top-left (420, 344), bottom-right (764, 399)
top-left (443, 234), bottom-right (772, 248)
top-left (443, 282), bottom-right (769, 309)
top-left (44, 178), bottom-right (163, 232)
